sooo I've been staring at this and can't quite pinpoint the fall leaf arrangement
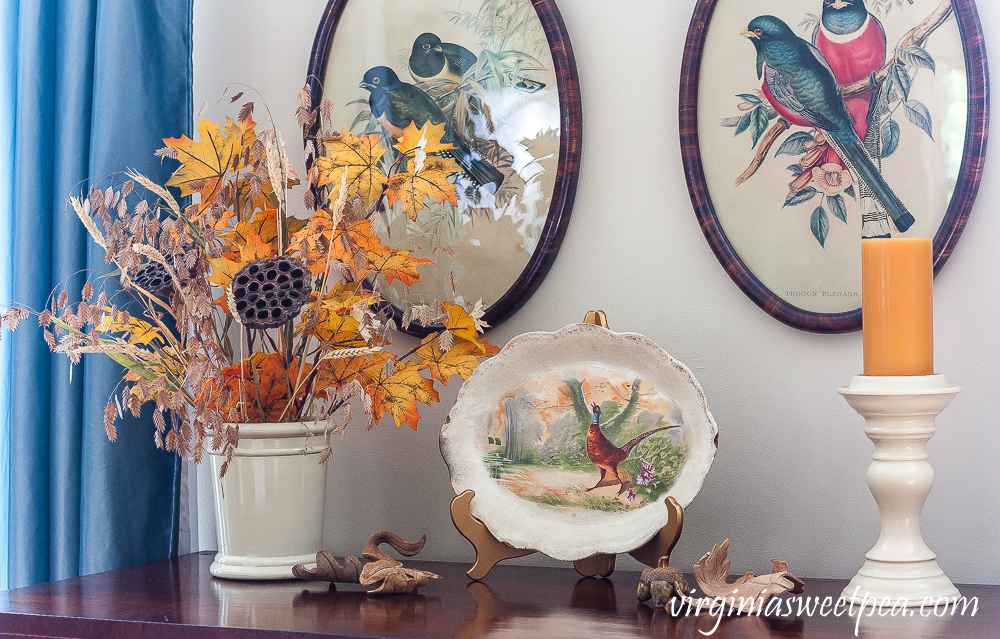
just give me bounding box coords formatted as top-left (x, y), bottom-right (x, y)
top-left (0, 87), bottom-right (498, 475)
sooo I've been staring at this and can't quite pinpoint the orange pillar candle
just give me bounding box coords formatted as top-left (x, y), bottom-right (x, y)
top-left (861, 238), bottom-right (934, 376)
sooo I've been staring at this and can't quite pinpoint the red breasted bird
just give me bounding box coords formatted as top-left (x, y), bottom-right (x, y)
top-left (585, 404), bottom-right (668, 495)
top-left (815, 0), bottom-right (892, 237)
top-left (815, 0), bottom-right (886, 139)
top-left (744, 16), bottom-right (913, 233)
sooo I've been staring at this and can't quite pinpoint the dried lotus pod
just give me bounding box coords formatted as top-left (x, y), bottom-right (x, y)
top-left (131, 262), bottom-right (173, 295)
top-left (229, 256), bottom-right (311, 329)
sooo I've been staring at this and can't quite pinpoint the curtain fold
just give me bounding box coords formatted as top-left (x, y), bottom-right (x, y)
top-left (2, 0), bottom-right (192, 590)
top-left (0, 0), bottom-right (17, 593)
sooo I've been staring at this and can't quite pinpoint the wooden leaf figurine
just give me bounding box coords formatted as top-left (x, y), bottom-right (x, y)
top-left (293, 531), bottom-right (439, 595)
top-left (691, 539), bottom-right (804, 613)
top-left (360, 559), bottom-right (439, 595)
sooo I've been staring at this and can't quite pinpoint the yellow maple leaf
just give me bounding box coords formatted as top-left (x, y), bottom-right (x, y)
top-left (96, 309), bottom-right (164, 346)
top-left (320, 281), bottom-right (371, 314)
top-left (164, 118), bottom-right (246, 204)
top-left (415, 335), bottom-right (483, 385)
top-left (384, 157), bottom-right (460, 221)
top-left (442, 302), bottom-right (479, 345)
top-left (320, 351), bottom-right (392, 390)
top-left (393, 121), bottom-right (453, 156)
top-left (207, 255), bottom-right (246, 290)
top-left (314, 130), bottom-right (388, 205)
top-left (304, 308), bottom-right (368, 349)
top-left (367, 247), bottom-right (433, 287)
top-left (222, 115), bottom-right (256, 145)
top-left (442, 302), bottom-right (500, 355)
top-left (369, 361), bottom-right (439, 431)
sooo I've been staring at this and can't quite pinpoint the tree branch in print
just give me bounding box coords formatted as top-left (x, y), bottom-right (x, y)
top-left (723, 0), bottom-right (950, 246)
top-left (735, 119), bottom-right (789, 186)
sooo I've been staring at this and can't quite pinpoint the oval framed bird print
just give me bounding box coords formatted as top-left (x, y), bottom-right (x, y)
top-left (440, 323), bottom-right (718, 561)
top-left (305, 0), bottom-right (580, 335)
top-left (680, 0), bottom-right (988, 333)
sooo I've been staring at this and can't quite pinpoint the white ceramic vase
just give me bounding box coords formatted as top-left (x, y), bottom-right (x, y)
top-left (208, 421), bottom-right (328, 580)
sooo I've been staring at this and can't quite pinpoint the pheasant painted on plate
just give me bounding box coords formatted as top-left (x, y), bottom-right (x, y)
top-left (483, 368), bottom-right (686, 512)
top-left (441, 323), bottom-right (718, 562)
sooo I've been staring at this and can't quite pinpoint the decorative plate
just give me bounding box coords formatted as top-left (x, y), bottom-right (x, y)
top-left (440, 323), bottom-right (718, 561)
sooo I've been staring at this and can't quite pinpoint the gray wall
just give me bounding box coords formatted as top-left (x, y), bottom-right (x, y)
top-left (191, 0), bottom-right (1000, 583)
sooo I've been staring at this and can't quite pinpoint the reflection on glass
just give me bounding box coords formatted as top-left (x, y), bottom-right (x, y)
top-left (322, 0), bottom-right (561, 318)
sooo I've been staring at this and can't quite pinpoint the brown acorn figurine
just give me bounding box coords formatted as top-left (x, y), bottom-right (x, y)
top-left (637, 562), bottom-right (690, 608)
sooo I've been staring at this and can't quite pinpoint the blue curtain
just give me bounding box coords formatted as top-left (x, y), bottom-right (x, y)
top-left (0, 0), bottom-right (192, 590)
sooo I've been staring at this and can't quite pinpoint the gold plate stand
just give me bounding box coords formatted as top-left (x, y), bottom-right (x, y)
top-left (450, 490), bottom-right (683, 580)
top-left (449, 310), bottom-right (685, 580)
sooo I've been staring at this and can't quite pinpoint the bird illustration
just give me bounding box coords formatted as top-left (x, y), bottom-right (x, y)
top-left (815, 0), bottom-right (886, 139)
top-left (360, 65), bottom-right (504, 190)
top-left (408, 33), bottom-right (545, 92)
top-left (814, 0), bottom-right (892, 238)
top-left (409, 32), bottom-right (478, 85)
top-left (743, 15), bottom-right (914, 233)
top-left (585, 404), bottom-right (669, 495)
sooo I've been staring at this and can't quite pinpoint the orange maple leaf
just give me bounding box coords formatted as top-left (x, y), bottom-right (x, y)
top-left (327, 219), bottom-right (387, 280)
top-left (308, 351), bottom-right (393, 405)
top-left (333, 219), bottom-right (384, 258)
top-left (415, 335), bottom-right (483, 385)
top-left (384, 157), bottom-right (460, 221)
top-left (367, 247), bottom-right (433, 287)
top-left (288, 207), bottom-right (339, 276)
top-left (368, 361), bottom-right (439, 431)
top-left (393, 121), bottom-right (453, 156)
top-left (222, 208), bottom-right (306, 256)
top-left (164, 118), bottom-right (247, 205)
top-left (217, 352), bottom-right (296, 423)
top-left (320, 351), bottom-right (391, 389)
top-left (314, 130), bottom-right (388, 205)
top-left (239, 231), bottom-right (272, 263)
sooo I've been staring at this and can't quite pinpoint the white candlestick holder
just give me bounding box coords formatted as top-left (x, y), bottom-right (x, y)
top-left (838, 374), bottom-right (960, 606)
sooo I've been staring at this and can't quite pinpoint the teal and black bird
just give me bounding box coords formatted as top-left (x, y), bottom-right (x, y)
top-left (361, 65), bottom-right (504, 190)
top-left (408, 32), bottom-right (477, 85)
top-left (408, 32), bottom-right (545, 92)
top-left (743, 15), bottom-right (913, 233)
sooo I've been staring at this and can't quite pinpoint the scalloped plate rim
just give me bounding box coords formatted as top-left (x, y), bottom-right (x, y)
top-left (440, 323), bottom-right (718, 561)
